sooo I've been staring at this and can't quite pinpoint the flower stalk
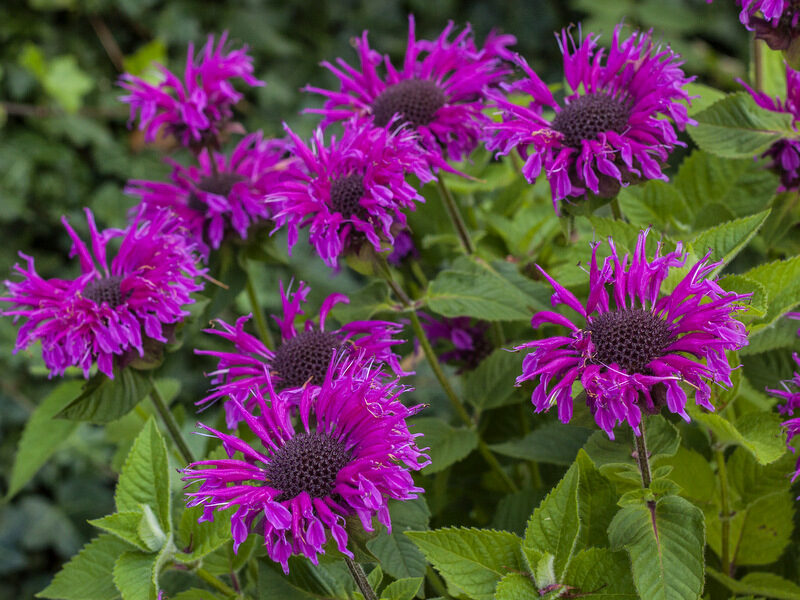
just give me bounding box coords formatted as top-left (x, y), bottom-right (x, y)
top-left (436, 177), bottom-right (475, 254)
top-left (344, 557), bottom-right (378, 600)
top-left (149, 375), bottom-right (196, 465)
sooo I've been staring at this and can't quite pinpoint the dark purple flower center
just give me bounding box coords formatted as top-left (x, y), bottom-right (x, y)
top-left (83, 276), bottom-right (124, 308)
top-left (272, 330), bottom-right (342, 389)
top-left (188, 173), bottom-right (246, 212)
top-left (371, 79), bottom-right (446, 128)
top-left (330, 173), bottom-right (365, 217)
top-left (586, 308), bottom-right (673, 374)
top-left (266, 431), bottom-right (352, 502)
top-left (552, 93), bottom-right (631, 148)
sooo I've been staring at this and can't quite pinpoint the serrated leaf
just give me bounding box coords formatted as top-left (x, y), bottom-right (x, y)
top-left (463, 349), bottom-right (525, 410)
top-left (490, 423), bottom-right (592, 465)
top-left (406, 528), bottom-right (523, 600)
top-left (116, 419), bottom-right (171, 534)
top-left (58, 368), bottom-right (153, 424)
top-left (608, 495), bottom-right (705, 600)
top-left (37, 534), bottom-right (129, 599)
top-left (689, 93), bottom-right (796, 158)
top-left (494, 573), bottom-right (539, 600)
top-left (563, 548), bottom-right (637, 599)
top-left (719, 275), bottom-right (768, 323)
top-left (575, 451), bottom-right (618, 549)
top-left (743, 317), bottom-right (799, 355)
top-left (425, 256), bottom-right (548, 321)
top-left (743, 254), bottom-right (800, 329)
top-left (729, 493), bottom-right (794, 566)
top-left (524, 461), bottom-right (580, 578)
top-left (687, 406), bottom-right (785, 464)
top-left (727, 447), bottom-right (794, 506)
top-left (617, 180), bottom-right (690, 232)
top-left (381, 577), bottom-right (423, 600)
top-left (88, 512), bottom-right (148, 552)
top-left (690, 210), bottom-right (771, 275)
top-left (137, 505), bottom-right (166, 552)
top-left (175, 505), bottom-right (233, 563)
top-left (113, 551), bottom-right (158, 600)
top-left (5, 380), bottom-right (83, 500)
top-left (411, 417), bottom-right (478, 474)
top-left (707, 569), bottom-right (800, 600)
top-left (368, 498), bottom-right (430, 580)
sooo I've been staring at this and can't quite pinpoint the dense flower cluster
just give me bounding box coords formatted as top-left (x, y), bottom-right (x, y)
top-left (741, 65), bottom-right (800, 190)
top-left (197, 280), bottom-right (409, 427)
top-left (515, 230), bottom-right (749, 438)
top-left (487, 26), bottom-right (695, 210)
top-left (305, 16), bottom-right (515, 166)
top-left (768, 353), bottom-right (800, 484)
top-left (120, 32), bottom-right (264, 148)
top-left (1, 209), bottom-right (203, 379)
top-left (182, 358), bottom-right (429, 572)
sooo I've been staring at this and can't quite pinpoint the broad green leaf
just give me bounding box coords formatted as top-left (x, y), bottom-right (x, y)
top-left (690, 210), bottom-right (771, 274)
top-left (524, 461), bottom-right (580, 578)
top-left (113, 551), bottom-right (159, 600)
top-left (743, 317), bottom-right (799, 355)
top-left (5, 380), bottom-right (83, 499)
top-left (685, 83), bottom-right (726, 116)
top-left (727, 448), bottom-right (794, 506)
top-left (490, 423), bottom-right (592, 465)
top-left (257, 560), bottom-right (317, 600)
top-left (331, 280), bottom-right (395, 322)
top-left (260, 556), bottom-right (352, 599)
top-left (707, 569), bottom-right (800, 600)
top-left (689, 93), bottom-right (796, 158)
top-left (368, 498), bottom-right (430, 580)
top-left (687, 406), bottom-right (785, 465)
top-left (88, 512), bottom-right (148, 552)
top-left (381, 577), bottom-right (423, 600)
top-left (575, 451), bottom-right (618, 549)
top-left (719, 275), bottom-right (768, 323)
top-left (617, 180), bottom-right (690, 232)
top-left (586, 216), bottom-right (650, 254)
top-left (58, 368), bottom-right (153, 423)
top-left (122, 40), bottom-right (167, 80)
top-left (608, 495), bottom-right (705, 600)
top-left (491, 489), bottom-right (545, 536)
top-left (653, 447), bottom-right (716, 506)
top-left (137, 505), bottom-right (167, 552)
top-left (115, 419), bottom-right (171, 533)
top-left (367, 566), bottom-right (383, 594)
top-left (175, 505), bottom-right (233, 563)
top-left (410, 417), bottom-right (478, 474)
top-left (562, 548), bottom-right (637, 599)
top-left (463, 349), bottom-right (524, 410)
top-left (406, 528), bottom-right (523, 600)
top-left (43, 56), bottom-right (93, 113)
top-left (730, 493), bottom-right (794, 566)
top-left (494, 573), bottom-right (539, 600)
top-left (37, 534), bottom-right (129, 599)
top-left (425, 256), bottom-right (549, 321)
top-left (584, 415), bottom-right (680, 468)
top-left (743, 254), bottom-right (800, 329)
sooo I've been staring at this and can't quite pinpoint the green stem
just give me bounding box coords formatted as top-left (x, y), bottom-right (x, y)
top-left (436, 177), bottom-right (476, 254)
top-left (244, 264), bottom-right (275, 349)
top-left (610, 197), bottom-right (623, 221)
top-left (716, 449), bottom-right (732, 576)
top-left (373, 254), bottom-right (414, 307)
top-left (410, 260), bottom-right (429, 288)
top-left (149, 376), bottom-right (196, 465)
top-left (634, 418), bottom-right (651, 488)
top-left (196, 567), bottom-right (237, 597)
top-left (344, 556), bottom-right (377, 600)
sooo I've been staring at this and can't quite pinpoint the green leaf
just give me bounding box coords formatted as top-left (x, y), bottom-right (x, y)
top-left (584, 415), bottom-right (680, 468)
top-left (37, 534), bottom-right (129, 599)
top-left (689, 93), bottom-right (796, 158)
top-left (57, 368), bottom-right (153, 424)
top-left (653, 447), bottom-right (716, 506)
top-left (617, 180), bottom-right (690, 232)
top-left (170, 591), bottom-right (221, 600)
top-left (115, 419), bottom-right (171, 534)
top-left (259, 556), bottom-right (352, 599)
top-left (491, 489), bottom-right (546, 536)
top-left (113, 551), bottom-right (159, 600)
top-left (331, 280), bottom-right (395, 322)
top-left (494, 573), bottom-right (539, 600)
top-left (730, 493), bottom-right (794, 566)
top-left (690, 210), bottom-right (771, 274)
top-left (575, 451), bottom-right (619, 549)
top-left (707, 569), bottom-right (800, 600)
top-left (743, 317), bottom-right (799, 355)
top-left (122, 40), bottom-right (167, 79)
top-left (42, 56), bottom-right (93, 113)
top-left (257, 560), bottom-right (317, 600)
top-left (719, 275), bottom-right (768, 323)
top-left (367, 566), bottom-right (383, 593)
top-left (742, 254), bottom-right (800, 329)
top-left (88, 512), bottom-right (148, 552)
top-left (685, 83), bottom-right (726, 116)
top-left (406, 528), bottom-right (523, 600)
top-left (381, 577), bottom-right (423, 600)
top-left (490, 423), bottom-right (592, 465)
top-left (463, 349), bottom-right (525, 410)
top-left (410, 417), bottom-right (478, 474)
top-left (368, 498), bottom-right (430, 580)
top-left (425, 256), bottom-right (549, 321)
top-left (562, 548), bottom-right (637, 599)
top-left (686, 406), bottom-right (785, 465)
top-left (727, 447), bottom-right (794, 506)
top-left (175, 505), bottom-right (233, 563)
top-left (523, 461), bottom-right (580, 578)
top-left (608, 495), bottom-right (705, 600)
top-left (5, 380), bottom-right (83, 499)
top-left (137, 505), bottom-right (167, 552)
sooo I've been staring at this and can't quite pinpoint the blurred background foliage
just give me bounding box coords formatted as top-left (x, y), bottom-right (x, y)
top-left (0, 0), bottom-right (749, 597)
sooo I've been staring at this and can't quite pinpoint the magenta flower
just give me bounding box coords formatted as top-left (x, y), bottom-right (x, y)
top-left (421, 314), bottom-right (492, 372)
top-left (386, 230), bottom-right (419, 266)
top-left (119, 32), bottom-right (264, 148)
top-left (269, 118), bottom-right (432, 268)
top-left (515, 230), bottom-right (749, 439)
top-left (1, 209), bottom-right (204, 379)
top-left (486, 26), bottom-right (695, 211)
top-left (182, 358), bottom-right (429, 573)
top-left (197, 280), bottom-right (410, 427)
top-left (304, 16), bottom-right (515, 165)
top-left (126, 132), bottom-right (290, 255)
top-left (741, 65), bottom-right (800, 190)
top-left (767, 353), bottom-right (800, 484)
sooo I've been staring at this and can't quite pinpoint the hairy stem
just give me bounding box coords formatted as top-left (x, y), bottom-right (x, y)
top-left (634, 419), bottom-right (651, 488)
top-left (716, 449), bottom-right (733, 576)
top-left (436, 178), bottom-right (476, 254)
top-left (244, 263), bottom-right (275, 349)
top-left (149, 376), bottom-right (196, 465)
top-left (195, 567), bottom-right (237, 597)
top-left (344, 556), bottom-right (378, 600)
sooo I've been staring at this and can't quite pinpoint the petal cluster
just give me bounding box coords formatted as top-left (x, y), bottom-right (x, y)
top-left (304, 16), bottom-right (515, 165)
top-left (197, 280), bottom-right (409, 427)
top-left (487, 26), bottom-right (695, 211)
top-left (768, 353), bottom-right (800, 484)
top-left (181, 358), bottom-right (429, 573)
top-left (516, 230), bottom-right (749, 438)
top-left (1, 209), bottom-right (204, 378)
top-left (119, 32), bottom-right (264, 147)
